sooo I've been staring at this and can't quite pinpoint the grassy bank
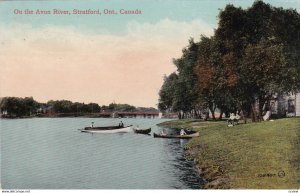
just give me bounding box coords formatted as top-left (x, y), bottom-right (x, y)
top-left (158, 118), bottom-right (300, 189)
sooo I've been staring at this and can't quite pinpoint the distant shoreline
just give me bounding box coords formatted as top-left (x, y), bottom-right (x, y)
top-left (0, 115), bottom-right (105, 119)
top-left (0, 113), bottom-right (173, 119)
top-left (0, 113), bottom-right (107, 119)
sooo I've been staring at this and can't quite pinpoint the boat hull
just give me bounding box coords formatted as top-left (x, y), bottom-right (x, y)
top-left (84, 125), bottom-right (128, 130)
top-left (82, 126), bottom-right (132, 134)
top-left (153, 132), bottom-right (199, 139)
top-left (133, 128), bottom-right (151, 134)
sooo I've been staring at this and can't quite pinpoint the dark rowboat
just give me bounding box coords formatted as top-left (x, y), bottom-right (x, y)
top-left (84, 125), bottom-right (122, 131)
top-left (153, 132), bottom-right (199, 139)
top-left (133, 128), bottom-right (151, 134)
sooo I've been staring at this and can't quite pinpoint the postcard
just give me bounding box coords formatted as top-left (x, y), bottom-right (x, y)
top-left (0, 0), bottom-right (299, 191)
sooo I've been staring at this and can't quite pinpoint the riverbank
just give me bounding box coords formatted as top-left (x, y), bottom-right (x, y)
top-left (158, 118), bottom-right (300, 189)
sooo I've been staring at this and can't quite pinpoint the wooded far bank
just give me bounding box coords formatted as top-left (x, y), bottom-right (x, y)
top-left (0, 96), bottom-right (158, 118)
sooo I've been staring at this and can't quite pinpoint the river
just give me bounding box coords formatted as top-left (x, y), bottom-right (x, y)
top-left (1, 117), bottom-right (203, 189)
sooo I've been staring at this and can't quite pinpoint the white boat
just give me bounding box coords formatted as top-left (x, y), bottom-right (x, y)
top-left (81, 126), bottom-right (132, 134)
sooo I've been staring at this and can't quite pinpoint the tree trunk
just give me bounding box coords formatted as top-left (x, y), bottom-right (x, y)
top-left (240, 109), bottom-right (247, 124)
top-left (218, 109), bottom-right (223, 120)
top-left (178, 112), bottom-right (182, 119)
top-left (251, 103), bottom-right (257, 122)
top-left (204, 112), bottom-right (209, 121)
top-left (208, 102), bottom-right (216, 120)
top-left (199, 110), bottom-right (203, 119)
top-left (210, 108), bottom-right (216, 120)
top-left (257, 97), bottom-right (265, 122)
top-left (194, 109), bottom-right (198, 119)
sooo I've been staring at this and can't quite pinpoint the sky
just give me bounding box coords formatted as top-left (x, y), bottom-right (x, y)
top-left (0, 0), bottom-right (299, 107)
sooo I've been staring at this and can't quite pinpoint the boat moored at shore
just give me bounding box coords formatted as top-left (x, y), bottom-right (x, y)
top-left (133, 128), bottom-right (151, 135)
top-left (153, 132), bottom-right (199, 139)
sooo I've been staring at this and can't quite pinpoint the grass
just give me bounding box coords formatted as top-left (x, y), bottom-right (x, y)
top-left (158, 118), bottom-right (300, 189)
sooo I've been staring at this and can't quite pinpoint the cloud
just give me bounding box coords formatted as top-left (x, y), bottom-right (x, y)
top-left (127, 19), bottom-right (213, 42)
top-left (0, 19), bottom-right (213, 107)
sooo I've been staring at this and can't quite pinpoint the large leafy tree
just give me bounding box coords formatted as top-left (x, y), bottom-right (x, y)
top-left (173, 39), bottom-right (200, 118)
top-left (0, 97), bottom-right (39, 117)
top-left (215, 0), bottom-right (300, 121)
top-left (159, 40), bottom-right (204, 119)
top-left (158, 72), bottom-right (178, 112)
top-left (241, 39), bottom-right (289, 118)
top-left (159, 0), bottom-right (300, 121)
top-left (194, 37), bottom-right (239, 120)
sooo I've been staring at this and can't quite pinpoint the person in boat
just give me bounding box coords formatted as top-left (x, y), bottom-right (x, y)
top-left (180, 129), bottom-right (186, 136)
top-left (161, 128), bottom-right (167, 136)
top-left (119, 121), bottom-right (124, 128)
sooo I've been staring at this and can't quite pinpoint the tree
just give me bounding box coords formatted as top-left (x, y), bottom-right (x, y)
top-left (215, 0), bottom-right (300, 121)
top-left (241, 39), bottom-right (291, 120)
top-left (86, 103), bottom-right (100, 113)
top-left (0, 97), bottom-right (39, 117)
top-left (107, 103), bottom-right (136, 112)
top-left (158, 40), bottom-right (204, 119)
top-left (48, 100), bottom-right (73, 113)
top-left (158, 0), bottom-right (300, 121)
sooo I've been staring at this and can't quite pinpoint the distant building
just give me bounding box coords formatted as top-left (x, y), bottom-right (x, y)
top-left (271, 93), bottom-right (300, 117)
top-left (295, 93), bottom-right (300, 116)
top-left (37, 106), bottom-right (54, 114)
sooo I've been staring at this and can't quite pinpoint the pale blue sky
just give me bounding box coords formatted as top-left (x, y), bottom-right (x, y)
top-left (1, 0), bottom-right (299, 35)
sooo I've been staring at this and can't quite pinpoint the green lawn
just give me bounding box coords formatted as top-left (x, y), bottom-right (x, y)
top-left (159, 118), bottom-right (300, 189)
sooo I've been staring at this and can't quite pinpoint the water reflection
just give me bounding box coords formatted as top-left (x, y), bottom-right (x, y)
top-left (1, 118), bottom-right (203, 189)
top-left (158, 128), bottom-right (204, 189)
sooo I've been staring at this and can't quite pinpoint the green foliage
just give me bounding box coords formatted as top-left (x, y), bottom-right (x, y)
top-left (215, 1), bottom-right (300, 120)
top-left (103, 104), bottom-right (155, 112)
top-left (173, 39), bottom-right (200, 112)
top-left (47, 100), bottom-right (102, 113)
top-left (242, 40), bottom-right (288, 93)
top-left (0, 97), bottom-right (39, 117)
top-left (159, 40), bottom-right (202, 118)
top-left (158, 73), bottom-right (178, 111)
top-left (136, 107), bottom-right (158, 112)
top-left (1, 97), bottom-right (156, 117)
top-left (158, 0), bottom-right (300, 120)
top-left (107, 103), bottom-right (136, 112)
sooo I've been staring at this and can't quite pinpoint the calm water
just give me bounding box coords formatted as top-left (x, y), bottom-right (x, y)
top-left (1, 118), bottom-right (203, 189)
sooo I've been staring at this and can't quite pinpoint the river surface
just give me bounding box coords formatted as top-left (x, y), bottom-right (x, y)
top-left (1, 118), bottom-right (203, 189)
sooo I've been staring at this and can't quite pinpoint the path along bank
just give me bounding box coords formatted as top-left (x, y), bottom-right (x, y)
top-left (158, 118), bottom-right (300, 189)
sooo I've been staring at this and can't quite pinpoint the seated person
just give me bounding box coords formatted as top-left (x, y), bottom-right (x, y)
top-left (161, 128), bottom-right (167, 135)
top-left (118, 121), bottom-right (124, 127)
top-left (180, 129), bottom-right (186, 136)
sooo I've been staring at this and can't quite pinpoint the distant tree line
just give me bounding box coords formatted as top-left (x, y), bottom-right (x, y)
top-left (158, 1), bottom-right (300, 121)
top-left (0, 97), bottom-right (39, 117)
top-left (0, 97), bottom-right (157, 118)
top-left (46, 100), bottom-right (101, 114)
